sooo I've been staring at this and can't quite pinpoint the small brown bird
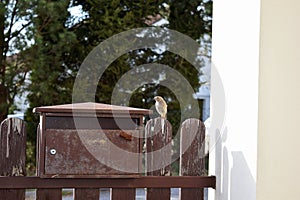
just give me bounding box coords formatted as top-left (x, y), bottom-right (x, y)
top-left (154, 96), bottom-right (167, 118)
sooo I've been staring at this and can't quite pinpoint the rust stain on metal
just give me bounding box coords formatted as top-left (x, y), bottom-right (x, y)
top-left (44, 129), bottom-right (141, 177)
top-left (119, 131), bottom-right (133, 141)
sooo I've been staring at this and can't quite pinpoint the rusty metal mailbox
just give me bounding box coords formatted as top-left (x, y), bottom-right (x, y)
top-left (33, 102), bottom-right (151, 178)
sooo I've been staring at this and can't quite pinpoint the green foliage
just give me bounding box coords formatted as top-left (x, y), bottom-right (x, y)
top-left (69, 0), bottom-right (212, 111)
top-left (169, 0), bottom-right (212, 38)
top-left (26, 0), bottom-right (77, 113)
top-left (26, 141), bottom-right (36, 175)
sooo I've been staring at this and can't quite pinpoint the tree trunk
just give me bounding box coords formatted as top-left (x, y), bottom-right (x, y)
top-left (0, 3), bottom-right (5, 66)
top-left (0, 83), bottom-right (9, 122)
top-left (0, 4), bottom-right (9, 123)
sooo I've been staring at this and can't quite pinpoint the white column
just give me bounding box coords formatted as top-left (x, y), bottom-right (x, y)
top-left (209, 0), bottom-right (261, 199)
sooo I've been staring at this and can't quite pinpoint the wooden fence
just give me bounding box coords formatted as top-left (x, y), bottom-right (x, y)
top-left (0, 117), bottom-right (215, 200)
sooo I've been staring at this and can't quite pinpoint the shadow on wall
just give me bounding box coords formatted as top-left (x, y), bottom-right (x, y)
top-left (230, 152), bottom-right (256, 200)
top-left (214, 128), bottom-right (256, 200)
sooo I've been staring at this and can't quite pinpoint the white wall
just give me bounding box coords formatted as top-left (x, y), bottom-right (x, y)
top-left (257, 0), bottom-right (300, 199)
top-left (209, 0), bottom-right (261, 199)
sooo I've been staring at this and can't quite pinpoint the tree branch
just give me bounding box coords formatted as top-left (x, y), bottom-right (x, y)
top-left (7, 20), bottom-right (32, 40)
top-left (6, 0), bottom-right (19, 46)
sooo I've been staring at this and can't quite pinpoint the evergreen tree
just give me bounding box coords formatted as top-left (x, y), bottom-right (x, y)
top-left (70, 0), bottom-right (212, 126)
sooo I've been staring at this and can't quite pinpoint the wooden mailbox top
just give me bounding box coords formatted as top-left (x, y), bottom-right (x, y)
top-left (33, 102), bottom-right (152, 115)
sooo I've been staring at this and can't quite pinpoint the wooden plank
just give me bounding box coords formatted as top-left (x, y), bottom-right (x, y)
top-left (181, 188), bottom-right (203, 200)
top-left (180, 118), bottom-right (206, 200)
top-left (145, 118), bottom-right (172, 175)
top-left (74, 188), bottom-right (99, 200)
top-left (0, 190), bottom-right (25, 200)
top-left (0, 118), bottom-right (26, 200)
top-left (37, 114), bottom-right (46, 177)
top-left (147, 188), bottom-right (170, 200)
top-left (36, 188), bottom-right (62, 200)
top-left (112, 188), bottom-right (135, 200)
top-left (0, 176), bottom-right (216, 189)
top-left (145, 118), bottom-right (172, 200)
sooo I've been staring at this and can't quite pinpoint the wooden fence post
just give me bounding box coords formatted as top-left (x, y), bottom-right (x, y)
top-left (145, 117), bottom-right (172, 200)
top-left (180, 118), bottom-right (206, 200)
top-left (36, 189), bottom-right (62, 200)
top-left (0, 118), bottom-right (27, 200)
top-left (111, 188), bottom-right (135, 200)
top-left (74, 188), bottom-right (100, 200)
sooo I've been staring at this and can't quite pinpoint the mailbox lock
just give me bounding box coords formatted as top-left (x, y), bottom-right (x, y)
top-left (50, 148), bottom-right (57, 155)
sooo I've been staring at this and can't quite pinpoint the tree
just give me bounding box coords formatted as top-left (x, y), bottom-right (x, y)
top-left (27, 0), bottom-right (76, 107)
top-left (70, 0), bottom-right (212, 116)
top-left (0, 0), bottom-right (37, 122)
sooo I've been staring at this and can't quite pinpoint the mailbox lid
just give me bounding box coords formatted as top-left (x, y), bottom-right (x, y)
top-left (33, 102), bottom-right (152, 116)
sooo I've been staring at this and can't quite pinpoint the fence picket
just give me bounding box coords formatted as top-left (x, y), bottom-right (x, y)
top-left (145, 117), bottom-right (172, 200)
top-left (36, 188), bottom-right (62, 200)
top-left (112, 188), bottom-right (135, 200)
top-left (74, 188), bottom-right (100, 200)
top-left (180, 118), bottom-right (206, 200)
top-left (0, 118), bottom-right (26, 200)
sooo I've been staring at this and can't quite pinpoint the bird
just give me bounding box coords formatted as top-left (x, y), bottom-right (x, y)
top-left (154, 96), bottom-right (167, 118)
